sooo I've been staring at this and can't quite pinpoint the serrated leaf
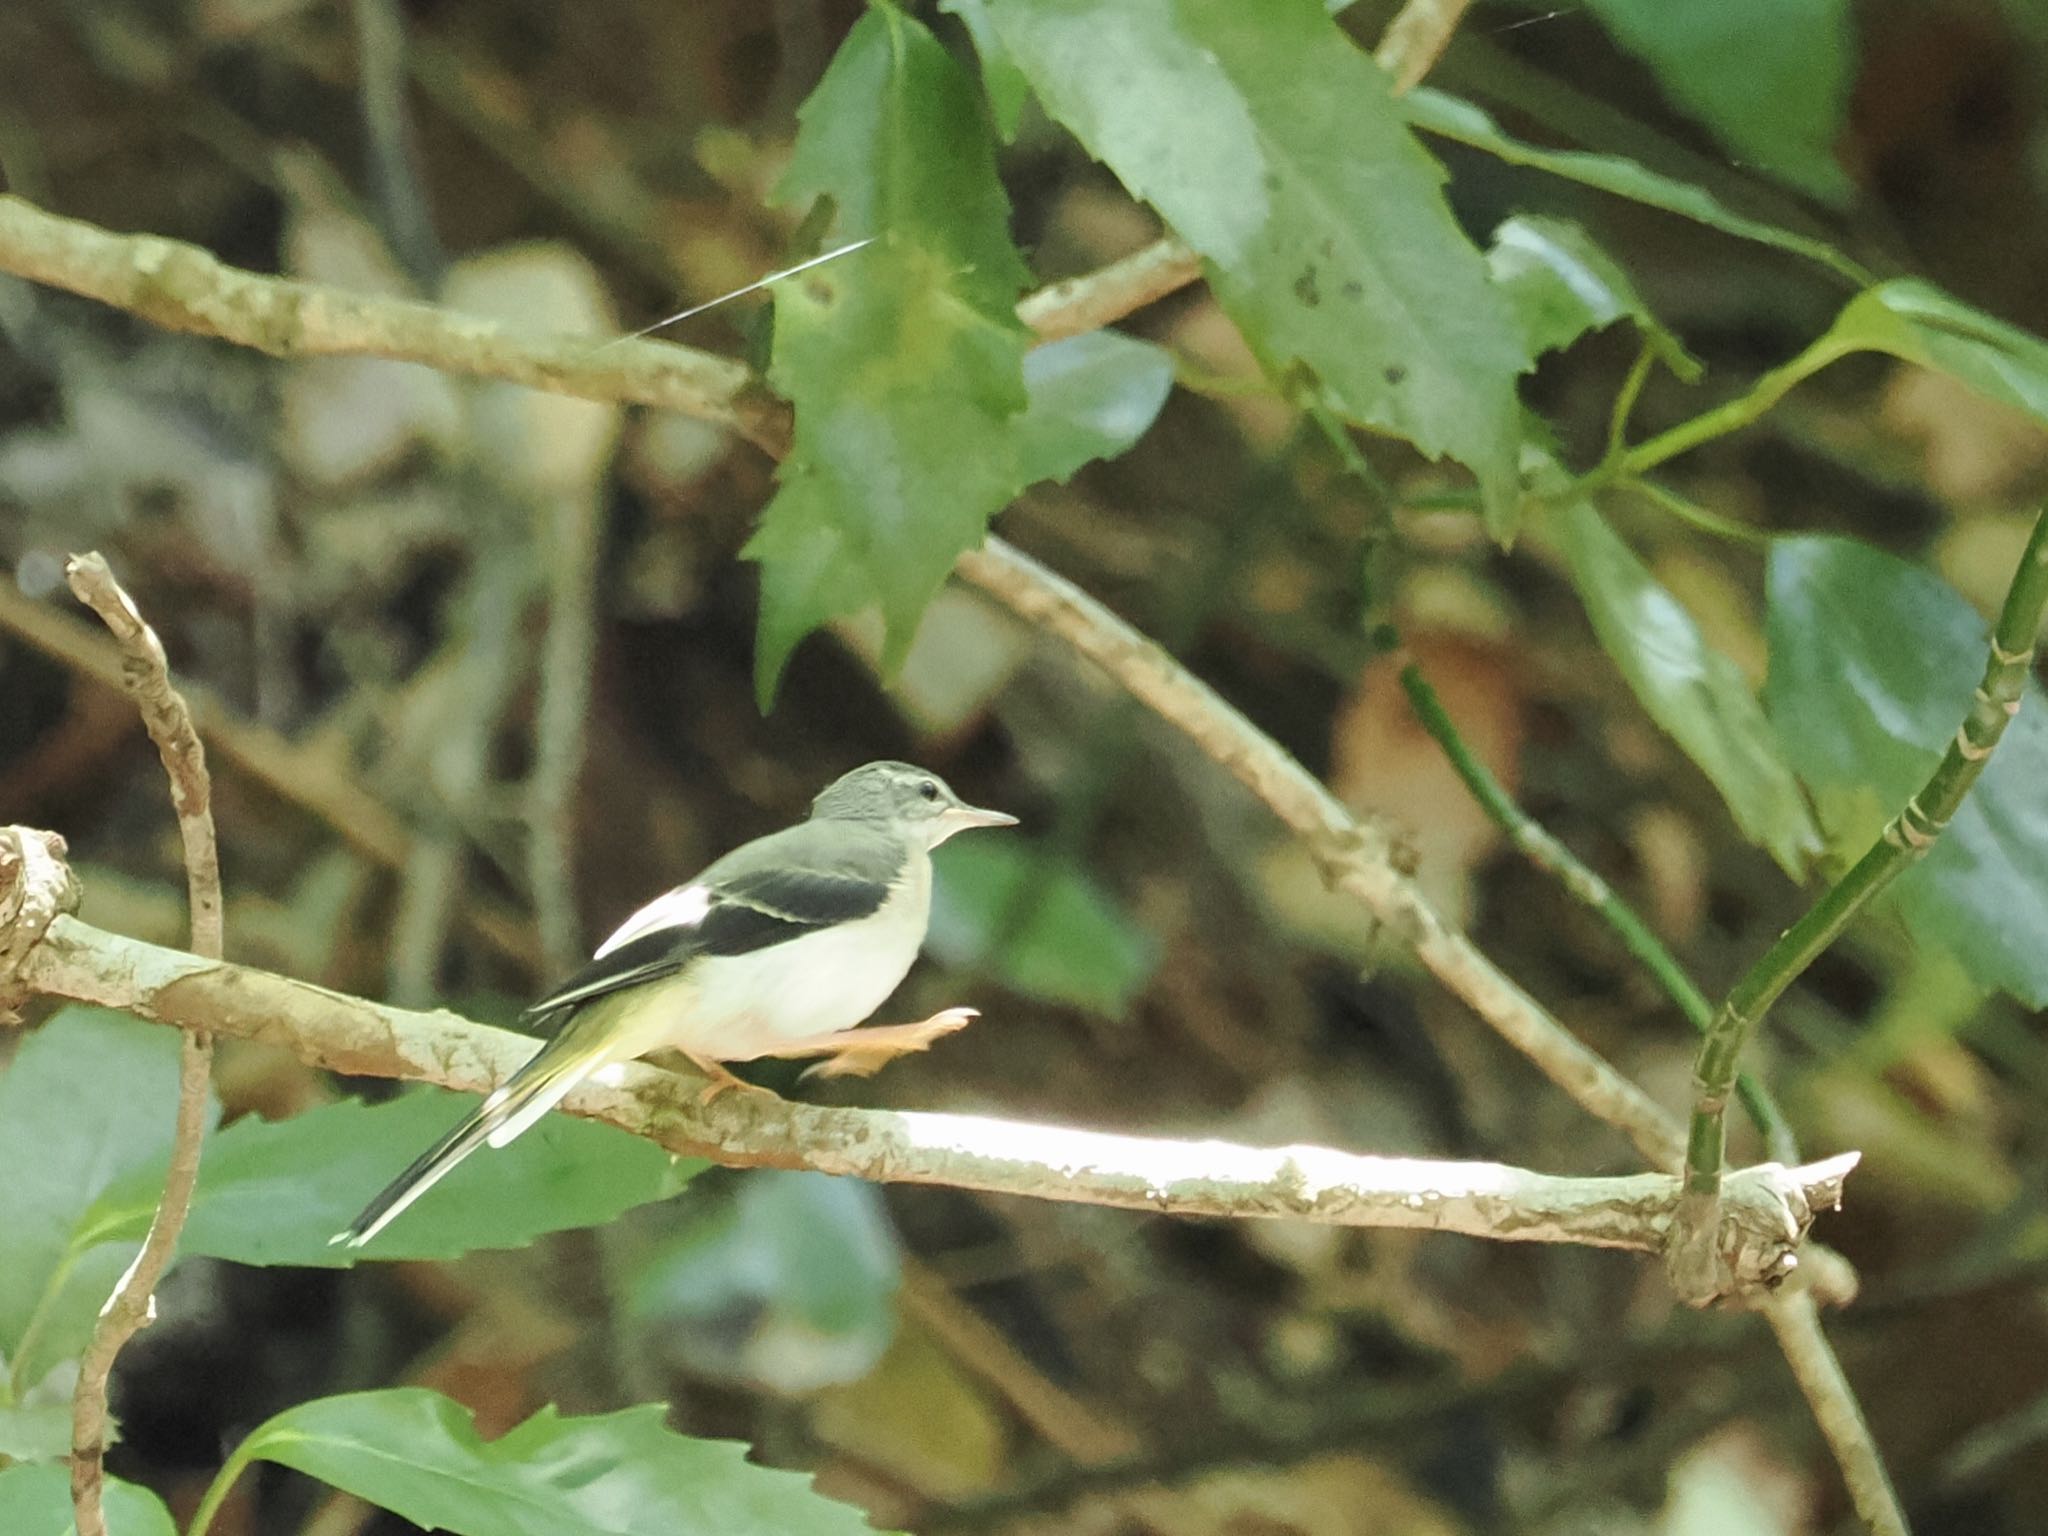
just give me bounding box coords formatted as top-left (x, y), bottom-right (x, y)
top-left (1558, 502), bottom-right (1819, 875)
top-left (750, 307), bottom-right (1171, 704)
top-left (0, 1466), bottom-right (174, 1536)
top-left (1486, 214), bottom-right (1698, 377)
top-left (940, 0), bottom-right (1031, 140)
top-left (1405, 89), bottom-right (1869, 284)
top-left (1582, 0), bottom-right (1855, 203)
top-left (1765, 536), bottom-right (2048, 1005)
top-left (1812, 279), bottom-right (2048, 426)
top-left (984, 0), bottom-right (1529, 534)
top-left (81, 1086), bottom-right (703, 1266)
top-left (0, 1008), bottom-right (203, 1387)
top-left (928, 838), bottom-right (1158, 1013)
top-left (225, 1388), bottom-right (882, 1536)
top-left (749, 9), bottom-right (1031, 696)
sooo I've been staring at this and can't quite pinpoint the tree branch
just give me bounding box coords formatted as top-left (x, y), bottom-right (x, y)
top-left (59, 554), bottom-right (220, 1536)
top-left (8, 909), bottom-right (1853, 1282)
top-left (953, 543), bottom-right (1688, 1168)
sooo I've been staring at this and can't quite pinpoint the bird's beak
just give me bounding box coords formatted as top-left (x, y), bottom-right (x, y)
top-left (938, 801), bottom-right (1019, 839)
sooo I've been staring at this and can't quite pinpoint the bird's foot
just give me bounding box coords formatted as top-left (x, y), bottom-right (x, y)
top-left (683, 1053), bottom-right (758, 1104)
top-left (766, 1007), bottom-right (979, 1082)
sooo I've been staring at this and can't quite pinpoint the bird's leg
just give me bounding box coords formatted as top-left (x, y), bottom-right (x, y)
top-left (678, 1050), bottom-right (756, 1104)
top-left (755, 1007), bottom-right (979, 1081)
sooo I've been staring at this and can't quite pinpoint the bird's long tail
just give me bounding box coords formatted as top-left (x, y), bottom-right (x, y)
top-left (330, 1012), bottom-right (608, 1250)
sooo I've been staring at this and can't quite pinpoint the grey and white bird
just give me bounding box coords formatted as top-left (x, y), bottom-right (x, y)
top-left (334, 761), bottom-right (1016, 1248)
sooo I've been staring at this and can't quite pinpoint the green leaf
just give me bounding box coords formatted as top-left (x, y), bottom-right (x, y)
top-left (1765, 536), bottom-right (2048, 1005)
top-left (984, 0), bottom-right (1530, 534)
top-left (1405, 89), bottom-right (1869, 285)
top-left (928, 838), bottom-right (1158, 1013)
top-left (1582, 0), bottom-right (1855, 203)
top-left (626, 1172), bottom-right (901, 1392)
top-left (1813, 279), bottom-right (2048, 426)
top-left (940, 0), bottom-right (1031, 140)
top-left (83, 1087), bottom-right (703, 1266)
top-left (1485, 214), bottom-right (1698, 377)
top-left (221, 1388), bottom-right (881, 1536)
top-left (749, 8), bottom-right (1032, 696)
top-left (0, 1465), bottom-right (174, 1536)
top-left (0, 1403), bottom-right (71, 1464)
top-left (0, 1009), bottom-right (202, 1387)
top-left (1013, 330), bottom-right (1176, 483)
top-left (1558, 502), bottom-right (1819, 875)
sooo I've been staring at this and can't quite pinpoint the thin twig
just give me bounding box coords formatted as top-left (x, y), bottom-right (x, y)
top-left (1676, 506), bottom-right (2048, 1266)
top-left (1763, 1297), bottom-right (1909, 1536)
top-left (0, 566), bottom-right (536, 968)
top-left (1016, 237), bottom-right (1200, 343)
top-left (528, 491), bottom-right (606, 977)
top-left (13, 913), bottom-right (1854, 1279)
top-left (1372, 0), bottom-right (1474, 95)
top-left (0, 194), bottom-right (788, 452)
top-left (899, 1259), bottom-right (1144, 1466)
top-left (60, 554), bottom-right (220, 1536)
top-left (387, 545), bottom-right (534, 1006)
top-left (1396, 660), bottom-right (1798, 1161)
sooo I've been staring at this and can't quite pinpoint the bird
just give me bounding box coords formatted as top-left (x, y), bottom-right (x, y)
top-left (333, 761), bottom-right (1017, 1249)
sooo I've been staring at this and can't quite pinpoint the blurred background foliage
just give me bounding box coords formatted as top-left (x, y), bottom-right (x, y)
top-left (2, 0), bottom-right (2048, 1533)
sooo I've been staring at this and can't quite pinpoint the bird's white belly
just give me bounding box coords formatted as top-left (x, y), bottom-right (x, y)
top-left (663, 864), bottom-right (930, 1060)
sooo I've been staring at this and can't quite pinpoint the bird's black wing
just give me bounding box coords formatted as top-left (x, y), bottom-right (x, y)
top-left (521, 823), bottom-right (905, 1020)
top-left (703, 862), bottom-right (893, 955)
top-left (522, 926), bottom-right (693, 1018)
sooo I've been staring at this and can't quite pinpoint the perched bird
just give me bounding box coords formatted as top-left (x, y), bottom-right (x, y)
top-left (334, 761), bottom-right (1016, 1248)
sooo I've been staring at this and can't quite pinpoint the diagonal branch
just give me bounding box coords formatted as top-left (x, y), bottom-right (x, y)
top-left (12, 910), bottom-right (1853, 1282)
top-left (954, 543), bottom-right (1687, 1168)
top-left (60, 554), bottom-right (220, 1536)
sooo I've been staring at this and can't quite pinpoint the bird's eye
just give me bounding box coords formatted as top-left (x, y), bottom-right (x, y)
top-left (918, 779), bottom-right (940, 802)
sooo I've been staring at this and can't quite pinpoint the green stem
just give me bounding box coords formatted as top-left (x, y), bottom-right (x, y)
top-left (1684, 503), bottom-right (2048, 1197)
top-left (6, 1249), bottom-right (81, 1400)
top-left (1604, 341), bottom-right (1657, 467)
top-left (186, 1435), bottom-right (264, 1536)
top-left (1397, 663), bottom-right (1797, 1160)
top-left (1626, 478), bottom-right (1772, 548)
top-left (1618, 337), bottom-right (1856, 479)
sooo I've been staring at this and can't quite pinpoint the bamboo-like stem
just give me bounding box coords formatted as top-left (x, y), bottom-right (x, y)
top-left (1396, 662), bottom-right (1798, 1162)
top-left (61, 555), bottom-right (222, 1536)
top-left (1676, 505), bottom-right (2048, 1282)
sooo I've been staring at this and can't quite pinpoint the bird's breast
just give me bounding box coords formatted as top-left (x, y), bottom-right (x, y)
top-left (675, 855), bottom-right (932, 1057)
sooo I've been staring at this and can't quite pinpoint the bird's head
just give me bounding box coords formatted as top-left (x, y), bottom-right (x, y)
top-left (811, 761), bottom-right (1018, 848)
